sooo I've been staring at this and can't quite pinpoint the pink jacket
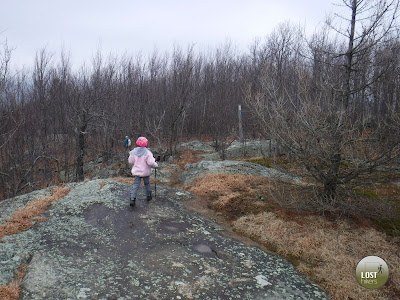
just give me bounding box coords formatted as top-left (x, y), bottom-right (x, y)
top-left (128, 147), bottom-right (158, 177)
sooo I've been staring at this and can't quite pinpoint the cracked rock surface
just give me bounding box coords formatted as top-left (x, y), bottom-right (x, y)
top-left (0, 179), bottom-right (326, 299)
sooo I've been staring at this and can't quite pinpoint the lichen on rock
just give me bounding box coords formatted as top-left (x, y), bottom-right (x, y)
top-left (0, 179), bottom-right (326, 299)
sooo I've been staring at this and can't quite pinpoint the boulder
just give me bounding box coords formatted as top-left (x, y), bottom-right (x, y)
top-left (179, 140), bottom-right (215, 153)
top-left (180, 160), bottom-right (301, 185)
top-left (202, 140), bottom-right (282, 161)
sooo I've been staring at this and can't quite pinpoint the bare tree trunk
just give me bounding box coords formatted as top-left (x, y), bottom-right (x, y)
top-left (343, 0), bottom-right (357, 108)
top-left (76, 112), bottom-right (87, 182)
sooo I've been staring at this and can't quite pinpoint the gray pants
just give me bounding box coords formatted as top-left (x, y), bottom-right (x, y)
top-left (130, 176), bottom-right (151, 199)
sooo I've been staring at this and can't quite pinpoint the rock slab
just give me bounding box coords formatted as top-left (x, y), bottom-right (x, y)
top-left (0, 179), bottom-right (325, 299)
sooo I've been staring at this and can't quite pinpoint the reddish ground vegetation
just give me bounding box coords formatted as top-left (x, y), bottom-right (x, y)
top-left (0, 186), bottom-right (71, 241)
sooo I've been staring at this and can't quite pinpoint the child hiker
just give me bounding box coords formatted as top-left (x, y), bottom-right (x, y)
top-left (128, 136), bottom-right (158, 206)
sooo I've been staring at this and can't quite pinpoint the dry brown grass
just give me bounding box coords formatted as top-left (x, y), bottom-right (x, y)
top-left (0, 186), bottom-right (71, 241)
top-left (0, 186), bottom-right (71, 297)
top-left (185, 173), bottom-right (400, 299)
top-left (0, 265), bottom-right (27, 300)
top-left (185, 173), bottom-right (297, 219)
top-left (233, 212), bottom-right (400, 299)
top-left (175, 149), bottom-right (205, 167)
top-left (113, 176), bottom-right (156, 185)
top-left (112, 177), bottom-right (134, 185)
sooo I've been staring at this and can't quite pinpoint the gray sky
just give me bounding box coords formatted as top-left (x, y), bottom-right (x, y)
top-left (1, 0), bottom-right (335, 69)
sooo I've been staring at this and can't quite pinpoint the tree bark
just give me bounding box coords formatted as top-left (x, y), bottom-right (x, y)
top-left (76, 112), bottom-right (87, 182)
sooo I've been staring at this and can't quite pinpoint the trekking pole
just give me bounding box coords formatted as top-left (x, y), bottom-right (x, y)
top-left (154, 168), bottom-right (157, 199)
top-left (154, 155), bottom-right (160, 199)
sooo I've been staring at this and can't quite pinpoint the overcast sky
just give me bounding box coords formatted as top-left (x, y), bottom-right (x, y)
top-left (1, 0), bottom-right (336, 69)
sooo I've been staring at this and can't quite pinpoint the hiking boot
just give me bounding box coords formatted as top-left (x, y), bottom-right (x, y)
top-left (147, 194), bottom-right (152, 201)
top-left (130, 198), bottom-right (136, 206)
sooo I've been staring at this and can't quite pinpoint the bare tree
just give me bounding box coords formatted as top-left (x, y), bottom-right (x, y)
top-left (0, 39), bottom-right (17, 150)
top-left (245, 0), bottom-right (400, 204)
top-left (66, 52), bottom-right (114, 181)
top-left (163, 45), bottom-right (196, 155)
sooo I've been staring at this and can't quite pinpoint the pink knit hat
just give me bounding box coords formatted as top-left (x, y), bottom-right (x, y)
top-left (136, 136), bottom-right (148, 147)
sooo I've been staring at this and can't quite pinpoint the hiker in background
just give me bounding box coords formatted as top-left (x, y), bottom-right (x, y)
top-left (128, 136), bottom-right (158, 206)
top-left (124, 136), bottom-right (131, 148)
